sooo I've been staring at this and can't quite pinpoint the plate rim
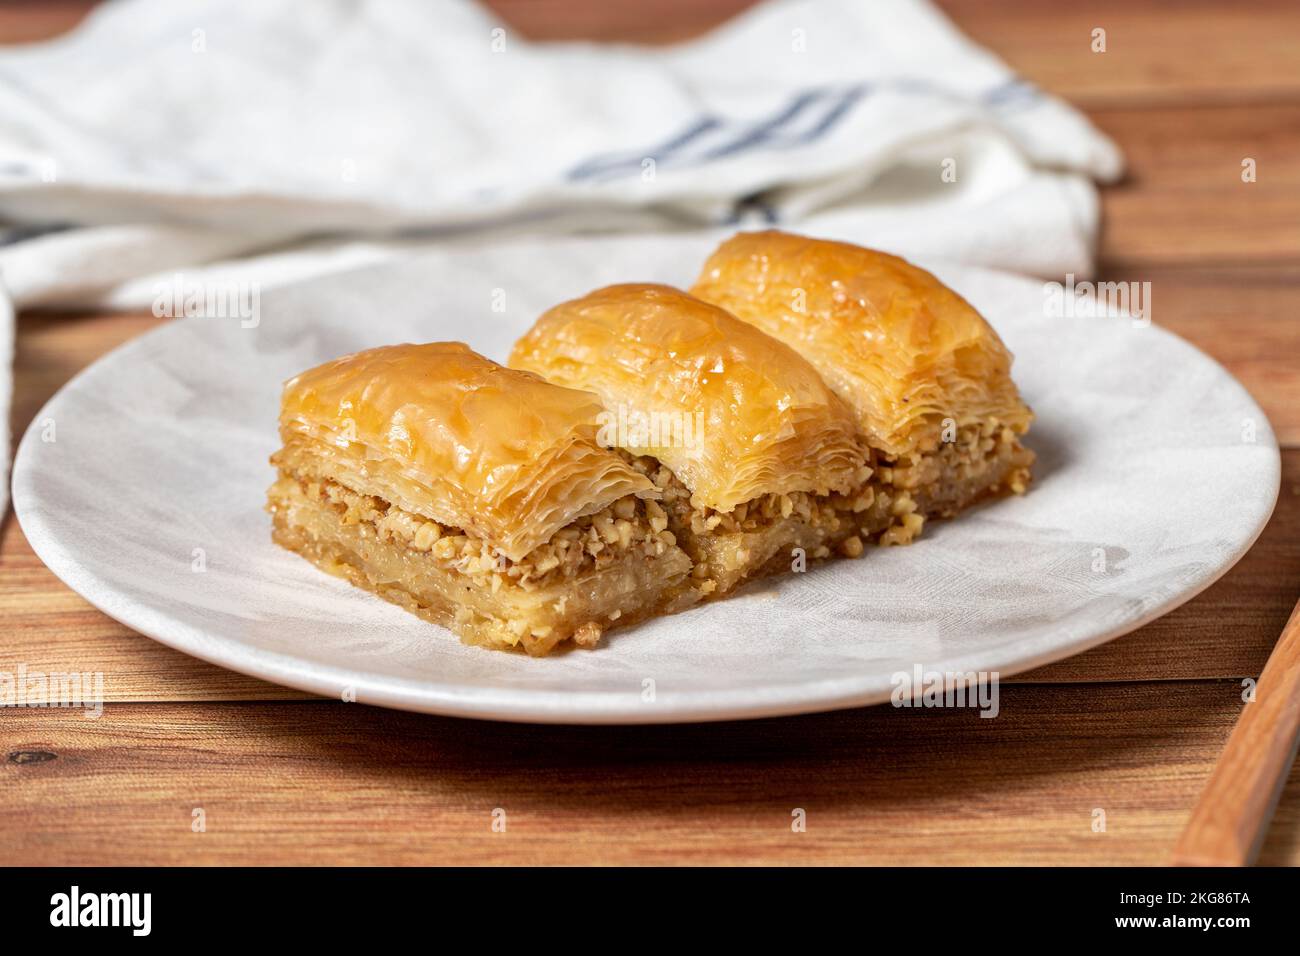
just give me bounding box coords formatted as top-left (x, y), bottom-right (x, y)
top-left (11, 260), bottom-right (1283, 724)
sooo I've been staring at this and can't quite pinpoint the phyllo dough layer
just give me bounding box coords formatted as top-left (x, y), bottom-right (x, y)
top-left (278, 342), bottom-right (655, 562)
top-left (510, 284), bottom-right (884, 596)
top-left (270, 343), bottom-right (696, 655)
top-left (690, 230), bottom-right (1034, 458)
top-left (508, 283), bottom-right (865, 513)
top-left (267, 471), bottom-right (694, 656)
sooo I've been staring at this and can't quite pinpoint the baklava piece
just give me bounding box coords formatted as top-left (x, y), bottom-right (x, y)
top-left (509, 284), bottom-right (895, 597)
top-left (267, 342), bottom-right (696, 655)
top-left (691, 230), bottom-right (1034, 537)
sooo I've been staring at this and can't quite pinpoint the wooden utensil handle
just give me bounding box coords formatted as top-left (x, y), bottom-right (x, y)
top-left (1172, 596), bottom-right (1300, 866)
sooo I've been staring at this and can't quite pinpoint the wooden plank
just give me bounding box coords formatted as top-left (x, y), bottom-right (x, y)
top-left (1095, 105), bottom-right (1300, 270)
top-left (1172, 598), bottom-right (1300, 865)
top-left (935, 0), bottom-right (1300, 109)
top-left (5, 682), bottom-right (1296, 866)
top-left (0, 0), bottom-right (90, 45)
top-left (1264, 759), bottom-right (1300, 865)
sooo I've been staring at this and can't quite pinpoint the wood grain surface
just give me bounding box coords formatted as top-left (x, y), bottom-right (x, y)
top-left (2, 0), bottom-right (1298, 866)
top-left (1173, 598), bottom-right (1300, 865)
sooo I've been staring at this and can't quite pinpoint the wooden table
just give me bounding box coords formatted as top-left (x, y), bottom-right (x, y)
top-left (2, 0), bottom-right (1298, 865)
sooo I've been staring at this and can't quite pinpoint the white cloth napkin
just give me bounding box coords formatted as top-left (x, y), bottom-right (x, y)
top-left (0, 0), bottom-right (1121, 513)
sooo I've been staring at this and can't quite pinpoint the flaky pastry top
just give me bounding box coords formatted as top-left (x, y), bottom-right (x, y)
top-left (509, 284), bottom-right (866, 512)
top-left (278, 342), bottom-right (656, 560)
top-left (691, 231), bottom-right (1033, 457)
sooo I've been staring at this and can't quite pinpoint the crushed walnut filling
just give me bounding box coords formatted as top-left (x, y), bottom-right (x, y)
top-left (881, 421), bottom-right (1029, 511)
top-left (883, 421), bottom-right (1019, 489)
top-left (616, 450), bottom-right (913, 556)
top-left (613, 421), bottom-right (1024, 559)
top-left (279, 474), bottom-right (677, 592)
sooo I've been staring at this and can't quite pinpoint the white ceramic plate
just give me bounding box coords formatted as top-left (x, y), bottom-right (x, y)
top-left (13, 234), bottom-right (1281, 723)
